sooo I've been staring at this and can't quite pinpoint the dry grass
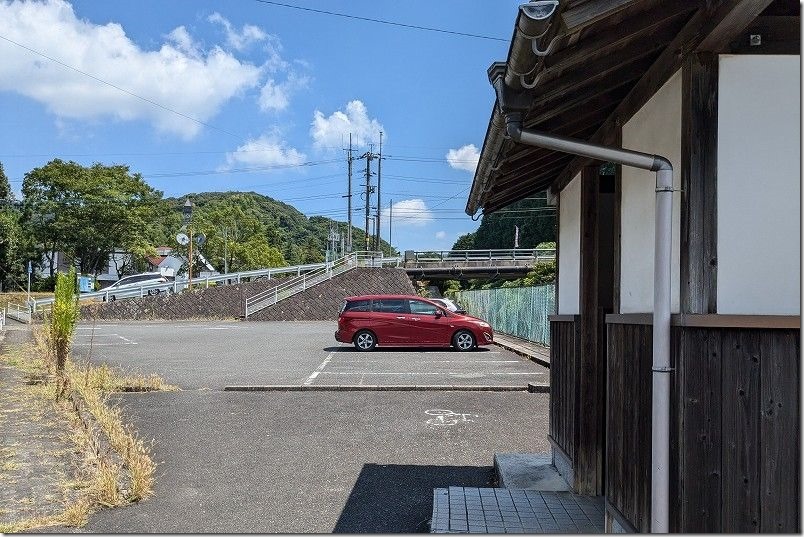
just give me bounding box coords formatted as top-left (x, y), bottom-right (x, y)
top-left (0, 327), bottom-right (176, 532)
top-left (0, 292), bottom-right (51, 312)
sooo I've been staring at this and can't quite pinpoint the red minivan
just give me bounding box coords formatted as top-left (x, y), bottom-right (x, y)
top-left (335, 294), bottom-right (494, 351)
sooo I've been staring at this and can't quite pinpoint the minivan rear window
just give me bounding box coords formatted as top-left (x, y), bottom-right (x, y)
top-left (344, 299), bottom-right (371, 312)
top-left (373, 299), bottom-right (407, 314)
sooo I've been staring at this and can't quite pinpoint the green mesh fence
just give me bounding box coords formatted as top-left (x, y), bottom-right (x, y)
top-left (454, 284), bottom-right (555, 346)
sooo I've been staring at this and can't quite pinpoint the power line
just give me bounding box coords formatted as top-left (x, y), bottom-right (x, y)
top-left (252, 0), bottom-right (507, 42)
top-left (0, 33), bottom-right (234, 138)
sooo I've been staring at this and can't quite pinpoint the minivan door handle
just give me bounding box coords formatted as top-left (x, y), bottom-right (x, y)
top-left (411, 317), bottom-right (421, 321)
top-left (396, 316), bottom-right (406, 320)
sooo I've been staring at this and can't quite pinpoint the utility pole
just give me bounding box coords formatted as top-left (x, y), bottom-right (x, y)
top-left (375, 131), bottom-right (383, 253)
top-left (223, 227), bottom-right (228, 275)
top-left (343, 134), bottom-right (354, 253)
top-left (389, 199), bottom-right (393, 255)
top-left (360, 148), bottom-right (375, 251)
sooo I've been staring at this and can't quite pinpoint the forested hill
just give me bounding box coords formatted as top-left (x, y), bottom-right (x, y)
top-left (160, 191), bottom-right (392, 267)
top-left (452, 196), bottom-right (556, 250)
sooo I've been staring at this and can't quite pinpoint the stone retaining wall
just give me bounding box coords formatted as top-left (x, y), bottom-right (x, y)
top-left (81, 268), bottom-right (414, 322)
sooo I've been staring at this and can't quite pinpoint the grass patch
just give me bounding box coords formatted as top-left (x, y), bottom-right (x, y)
top-left (0, 327), bottom-right (176, 532)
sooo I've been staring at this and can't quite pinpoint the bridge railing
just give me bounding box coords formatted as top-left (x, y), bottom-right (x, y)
top-left (405, 248), bottom-right (556, 264)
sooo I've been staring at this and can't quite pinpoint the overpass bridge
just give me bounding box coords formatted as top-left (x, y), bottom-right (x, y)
top-left (401, 248), bottom-right (555, 280)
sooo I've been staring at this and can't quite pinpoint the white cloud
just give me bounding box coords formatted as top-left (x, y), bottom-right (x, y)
top-left (0, 0), bottom-right (262, 139)
top-left (435, 231), bottom-right (447, 240)
top-left (446, 144), bottom-right (481, 173)
top-left (225, 133), bottom-right (306, 168)
top-left (311, 100), bottom-right (384, 150)
top-left (258, 71), bottom-right (310, 112)
top-left (208, 12), bottom-right (267, 51)
top-left (382, 199), bottom-right (433, 228)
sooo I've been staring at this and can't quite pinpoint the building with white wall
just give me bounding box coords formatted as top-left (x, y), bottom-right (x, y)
top-left (466, 0), bottom-right (799, 532)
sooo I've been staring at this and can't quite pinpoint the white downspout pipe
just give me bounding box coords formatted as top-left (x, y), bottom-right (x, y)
top-left (504, 117), bottom-right (673, 533)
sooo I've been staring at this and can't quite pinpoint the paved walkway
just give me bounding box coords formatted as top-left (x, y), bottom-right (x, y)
top-left (493, 334), bottom-right (550, 368)
top-left (0, 326), bottom-right (82, 531)
top-left (431, 487), bottom-right (603, 534)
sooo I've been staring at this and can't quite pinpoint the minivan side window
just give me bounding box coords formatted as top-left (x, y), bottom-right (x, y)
top-left (409, 300), bottom-right (439, 315)
top-left (344, 299), bottom-right (371, 312)
top-left (373, 299), bottom-right (408, 314)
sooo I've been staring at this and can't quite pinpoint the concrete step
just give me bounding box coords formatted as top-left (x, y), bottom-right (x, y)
top-left (493, 453), bottom-right (570, 491)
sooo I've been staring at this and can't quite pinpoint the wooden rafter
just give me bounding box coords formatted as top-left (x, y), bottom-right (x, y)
top-left (549, 0), bottom-right (775, 194)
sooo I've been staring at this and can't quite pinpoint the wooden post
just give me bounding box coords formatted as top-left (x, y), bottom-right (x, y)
top-left (577, 165), bottom-right (604, 495)
top-left (681, 52), bottom-right (718, 314)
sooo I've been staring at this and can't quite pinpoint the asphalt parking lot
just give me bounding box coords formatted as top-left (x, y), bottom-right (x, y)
top-left (71, 321), bottom-right (549, 390)
top-left (69, 320), bottom-right (552, 532)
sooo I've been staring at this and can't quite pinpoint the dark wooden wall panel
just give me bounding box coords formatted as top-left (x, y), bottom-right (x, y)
top-left (677, 327), bottom-right (722, 531)
top-left (759, 330), bottom-right (800, 532)
top-left (672, 326), bottom-right (799, 533)
top-left (606, 322), bottom-right (654, 533)
top-left (721, 329), bottom-right (762, 532)
top-left (550, 319), bottom-right (580, 465)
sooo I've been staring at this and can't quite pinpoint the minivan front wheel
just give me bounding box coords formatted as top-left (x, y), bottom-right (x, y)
top-left (353, 330), bottom-right (377, 351)
top-left (453, 330), bottom-right (476, 351)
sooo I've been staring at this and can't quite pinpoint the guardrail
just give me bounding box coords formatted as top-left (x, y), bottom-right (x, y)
top-left (244, 251), bottom-right (400, 318)
top-left (6, 302), bottom-right (31, 324)
top-left (29, 261), bottom-right (334, 311)
top-left (405, 248), bottom-right (556, 263)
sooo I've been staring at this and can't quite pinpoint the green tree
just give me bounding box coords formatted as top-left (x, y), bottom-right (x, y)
top-left (0, 162), bottom-right (35, 290)
top-left (0, 162), bottom-right (12, 202)
top-left (186, 197), bottom-right (286, 273)
top-left (452, 232), bottom-right (476, 250)
top-left (472, 197), bottom-right (555, 249)
top-left (21, 160), bottom-right (163, 278)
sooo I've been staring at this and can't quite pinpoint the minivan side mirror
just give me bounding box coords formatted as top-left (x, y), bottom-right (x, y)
top-left (435, 310), bottom-right (443, 318)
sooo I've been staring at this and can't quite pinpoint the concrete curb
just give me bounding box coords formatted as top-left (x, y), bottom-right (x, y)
top-left (493, 338), bottom-right (550, 369)
top-left (67, 388), bottom-right (133, 498)
top-left (224, 384), bottom-right (532, 392)
top-left (527, 382), bottom-right (550, 393)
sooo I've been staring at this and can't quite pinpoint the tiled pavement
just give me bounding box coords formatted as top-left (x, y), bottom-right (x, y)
top-left (431, 487), bottom-right (604, 533)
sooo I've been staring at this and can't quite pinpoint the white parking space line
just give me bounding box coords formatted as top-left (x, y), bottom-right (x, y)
top-left (73, 342), bottom-right (138, 346)
top-left (303, 352), bottom-right (335, 385)
top-left (319, 371), bottom-right (544, 376)
top-left (331, 360), bottom-right (521, 364)
top-left (118, 335), bottom-right (135, 344)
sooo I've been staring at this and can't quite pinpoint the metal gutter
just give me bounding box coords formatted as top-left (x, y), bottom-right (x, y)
top-left (489, 60), bottom-right (674, 532)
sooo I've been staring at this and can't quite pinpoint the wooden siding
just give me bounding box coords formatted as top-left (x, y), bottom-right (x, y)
top-left (606, 321), bottom-right (800, 532)
top-left (550, 318), bottom-right (580, 466)
top-left (606, 321), bottom-right (655, 533)
top-left (678, 327), bottom-right (800, 532)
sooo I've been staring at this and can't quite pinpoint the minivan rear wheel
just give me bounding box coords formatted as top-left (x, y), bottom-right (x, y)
top-left (452, 330), bottom-right (476, 351)
top-left (353, 330), bottom-right (377, 351)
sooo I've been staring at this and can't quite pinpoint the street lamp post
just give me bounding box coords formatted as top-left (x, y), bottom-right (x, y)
top-left (183, 199), bottom-right (193, 291)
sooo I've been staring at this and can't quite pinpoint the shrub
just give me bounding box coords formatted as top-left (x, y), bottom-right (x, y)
top-left (51, 269), bottom-right (80, 377)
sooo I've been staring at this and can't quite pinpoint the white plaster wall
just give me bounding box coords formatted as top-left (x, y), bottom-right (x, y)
top-left (558, 173), bottom-right (581, 315)
top-left (717, 55), bottom-right (800, 315)
top-left (620, 71), bottom-right (682, 313)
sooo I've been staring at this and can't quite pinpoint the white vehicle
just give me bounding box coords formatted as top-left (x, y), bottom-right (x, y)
top-left (429, 298), bottom-right (466, 314)
top-left (102, 273), bottom-right (169, 301)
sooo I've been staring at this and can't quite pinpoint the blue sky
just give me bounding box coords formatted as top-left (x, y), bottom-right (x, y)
top-left (0, 0), bottom-right (518, 252)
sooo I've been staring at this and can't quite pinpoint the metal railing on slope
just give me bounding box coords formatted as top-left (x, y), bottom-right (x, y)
top-left (29, 261), bottom-right (332, 312)
top-left (244, 251), bottom-right (400, 318)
